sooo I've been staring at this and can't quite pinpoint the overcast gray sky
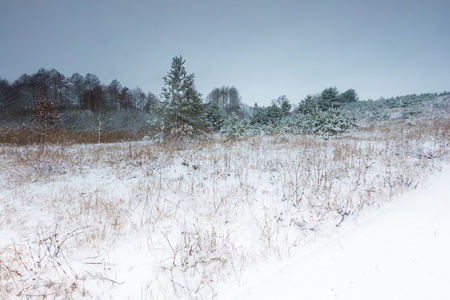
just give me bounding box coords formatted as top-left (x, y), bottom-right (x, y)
top-left (1, 0), bottom-right (449, 106)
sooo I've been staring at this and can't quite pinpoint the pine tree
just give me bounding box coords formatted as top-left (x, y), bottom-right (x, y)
top-left (220, 112), bottom-right (247, 141)
top-left (151, 56), bottom-right (204, 146)
top-left (296, 95), bottom-right (319, 115)
top-left (203, 102), bottom-right (227, 131)
top-left (338, 89), bottom-right (358, 105)
top-left (319, 87), bottom-right (339, 111)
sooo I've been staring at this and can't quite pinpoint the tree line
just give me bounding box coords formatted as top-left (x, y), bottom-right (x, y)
top-left (0, 64), bottom-right (358, 121)
top-left (10, 56), bottom-right (439, 144)
top-left (144, 56), bottom-right (364, 146)
top-left (2, 55), bottom-right (443, 145)
top-left (0, 68), bottom-right (159, 114)
top-left (0, 57), bottom-right (362, 142)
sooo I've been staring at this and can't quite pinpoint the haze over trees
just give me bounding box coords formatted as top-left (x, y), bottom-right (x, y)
top-left (1, 57), bottom-right (447, 144)
top-left (0, 65), bottom-right (201, 119)
top-left (0, 68), bottom-right (157, 130)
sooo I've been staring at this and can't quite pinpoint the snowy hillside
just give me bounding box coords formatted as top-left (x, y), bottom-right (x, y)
top-left (1, 115), bottom-right (449, 299)
top-left (219, 165), bottom-right (450, 300)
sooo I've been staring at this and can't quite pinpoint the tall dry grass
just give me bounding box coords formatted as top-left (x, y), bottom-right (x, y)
top-left (0, 126), bottom-right (148, 145)
top-left (1, 115), bottom-right (449, 299)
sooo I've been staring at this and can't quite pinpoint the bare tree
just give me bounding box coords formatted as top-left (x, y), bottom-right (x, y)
top-left (11, 74), bottom-right (35, 111)
top-left (145, 92), bottom-right (159, 112)
top-left (131, 87), bottom-right (147, 111)
top-left (48, 69), bottom-right (67, 107)
top-left (119, 87), bottom-right (134, 109)
top-left (68, 73), bottom-right (86, 108)
top-left (105, 79), bottom-right (122, 109)
top-left (84, 73), bottom-right (101, 95)
top-left (0, 78), bottom-right (10, 113)
top-left (205, 86), bottom-right (243, 117)
top-left (31, 87), bottom-right (62, 145)
top-left (227, 86), bottom-right (243, 116)
top-left (89, 109), bottom-right (112, 143)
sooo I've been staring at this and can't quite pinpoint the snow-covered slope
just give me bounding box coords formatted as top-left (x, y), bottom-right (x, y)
top-left (1, 116), bottom-right (449, 299)
top-left (221, 165), bottom-right (450, 300)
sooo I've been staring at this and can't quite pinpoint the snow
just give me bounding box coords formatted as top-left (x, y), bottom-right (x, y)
top-left (1, 117), bottom-right (449, 299)
top-left (220, 165), bottom-right (450, 300)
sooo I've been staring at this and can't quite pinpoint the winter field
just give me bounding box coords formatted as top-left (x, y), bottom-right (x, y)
top-left (1, 114), bottom-right (450, 299)
top-left (220, 162), bottom-right (450, 300)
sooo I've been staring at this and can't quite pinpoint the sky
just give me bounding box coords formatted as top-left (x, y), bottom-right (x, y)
top-left (1, 0), bottom-right (449, 106)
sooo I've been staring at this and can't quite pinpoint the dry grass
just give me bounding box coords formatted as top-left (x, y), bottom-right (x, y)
top-left (1, 115), bottom-right (449, 299)
top-left (0, 126), bottom-right (148, 145)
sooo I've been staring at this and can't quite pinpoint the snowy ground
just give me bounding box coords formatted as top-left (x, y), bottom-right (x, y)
top-left (0, 116), bottom-right (449, 299)
top-left (219, 164), bottom-right (450, 300)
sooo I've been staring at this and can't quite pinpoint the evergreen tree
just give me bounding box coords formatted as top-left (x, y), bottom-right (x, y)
top-left (338, 89), bottom-right (358, 105)
top-left (318, 87), bottom-right (339, 111)
top-left (296, 95), bottom-right (319, 114)
top-left (266, 104), bottom-right (283, 123)
top-left (273, 95), bottom-right (291, 116)
top-left (203, 102), bottom-right (227, 131)
top-left (150, 56), bottom-right (204, 145)
top-left (160, 56), bottom-right (203, 127)
top-left (220, 112), bottom-right (247, 141)
top-left (280, 98), bottom-right (292, 116)
top-left (250, 97), bottom-right (289, 128)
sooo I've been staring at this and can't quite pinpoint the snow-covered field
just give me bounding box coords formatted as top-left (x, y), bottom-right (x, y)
top-left (219, 164), bottom-right (450, 300)
top-left (1, 116), bottom-right (449, 299)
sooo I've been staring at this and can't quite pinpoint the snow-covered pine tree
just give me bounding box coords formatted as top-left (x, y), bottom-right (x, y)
top-left (151, 56), bottom-right (204, 146)
top-left (220, 112), bottom-right (247, 141)
top-left (203, 102), bottom-right (227, 131)
top-left (318, 87), bottom-right (339, 111)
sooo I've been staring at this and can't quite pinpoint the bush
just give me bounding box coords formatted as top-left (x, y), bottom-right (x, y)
top-left (220, 113), bottom-right (248, 141)
top-left (203, 102), bottom-right (227, 131)
top-left (284, 108), bottom-right (356, 136)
